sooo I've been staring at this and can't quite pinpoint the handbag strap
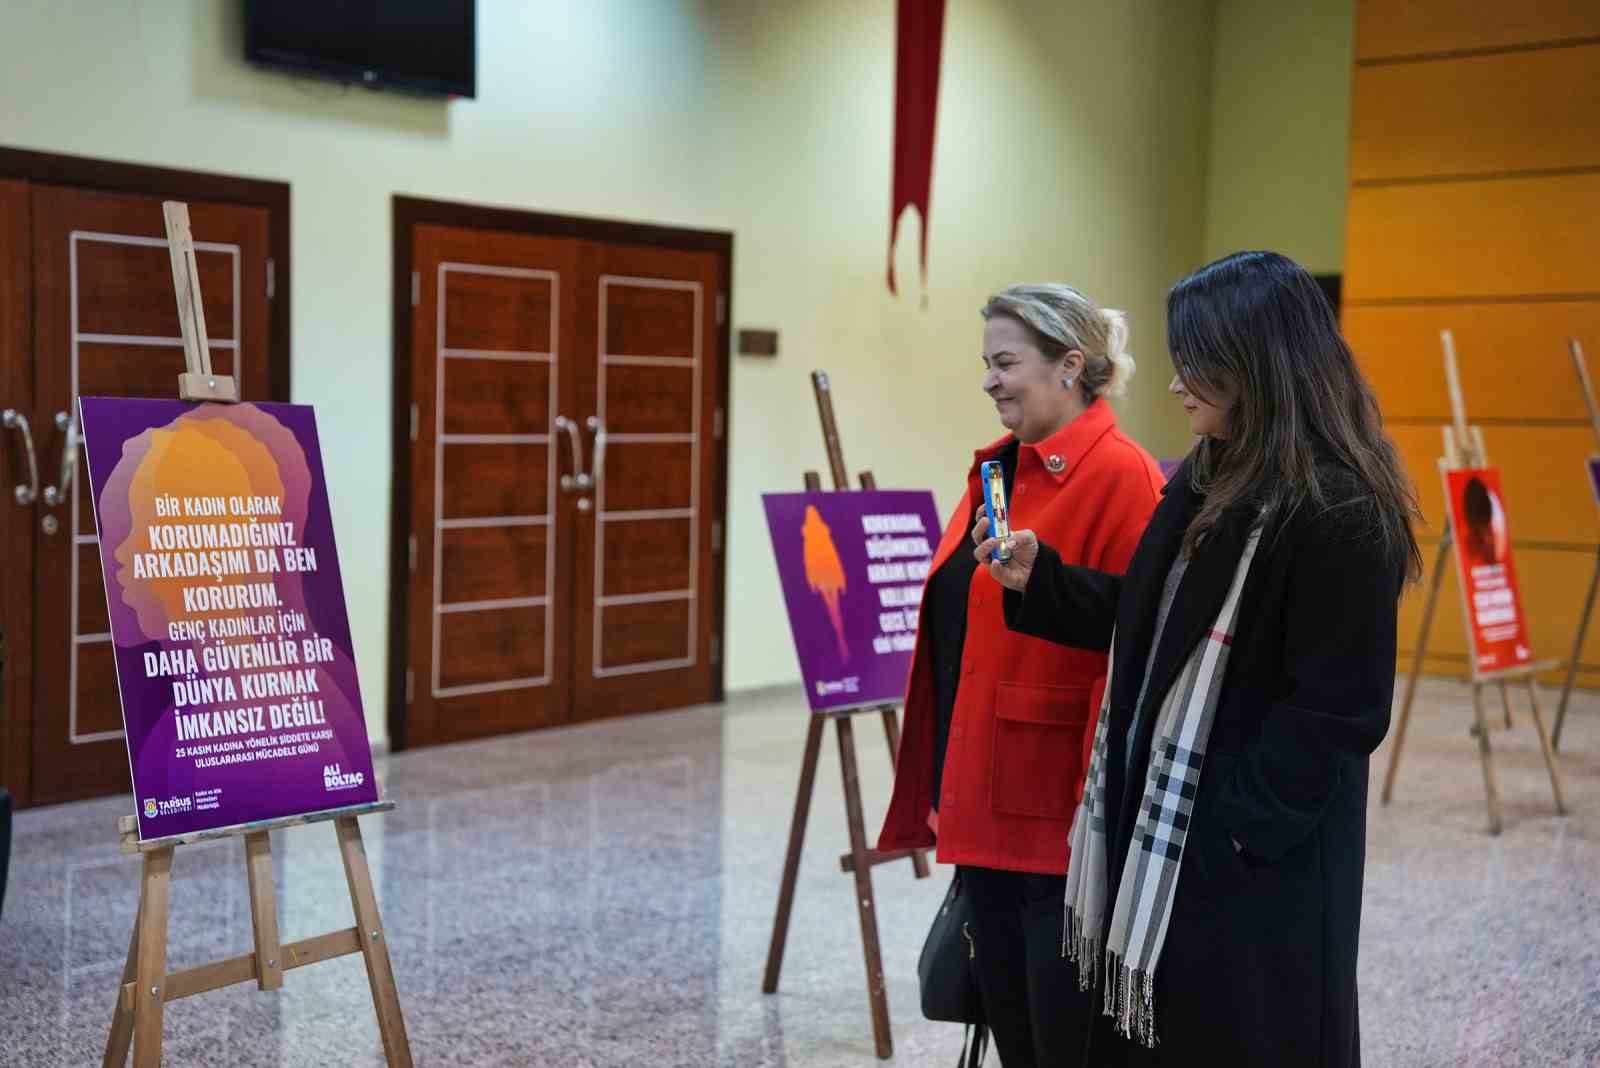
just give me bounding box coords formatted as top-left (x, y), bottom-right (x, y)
top-left (958, 1023), bottom-right (989, 1068)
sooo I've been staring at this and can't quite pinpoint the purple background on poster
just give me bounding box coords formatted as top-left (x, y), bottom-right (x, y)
top-left (1590, 457), bottom-right (1600, 507)
top-left (80, 397), bottom-right (378, 840)
top-left (763, 490), bottom-right (942, 712)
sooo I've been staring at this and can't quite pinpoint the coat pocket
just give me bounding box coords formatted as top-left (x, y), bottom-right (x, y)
top-left (989, 682), bottom-right (1092, 821)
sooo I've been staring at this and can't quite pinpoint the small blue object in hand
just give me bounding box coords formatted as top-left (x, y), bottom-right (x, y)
top-left (980, 460), bottom-right (1011, 563)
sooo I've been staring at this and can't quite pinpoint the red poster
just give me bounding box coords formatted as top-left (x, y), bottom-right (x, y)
top-left (1442, 466), bottom-right (1534, 674)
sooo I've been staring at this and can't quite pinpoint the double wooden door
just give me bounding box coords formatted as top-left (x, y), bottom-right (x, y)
top-left (401, 221), bottom-right (726, 747)
top-left (0, 179), bottom-right (273, 805)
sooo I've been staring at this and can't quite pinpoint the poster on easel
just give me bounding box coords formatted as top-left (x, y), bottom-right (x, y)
top-left (762, 489), bottom-right (940, 712)
top-left (1588, 456), bottom-right (1600, 509)
top-left (80, 396), bottom-right (378, 842)
top-left (1441, 465), bottom-right (1534, 675)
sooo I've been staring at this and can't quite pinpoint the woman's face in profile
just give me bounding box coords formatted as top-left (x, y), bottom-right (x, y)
top-left (1169, 371), bottom-right (1233, 440)
top-left (981, 316), bottom-right (1078, 443)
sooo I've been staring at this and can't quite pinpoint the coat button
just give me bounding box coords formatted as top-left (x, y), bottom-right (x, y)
top-left (1015, 483), bottom-right (1028, 495)
top-left (973, 594), bottom-right (983, 607)
top-left (964, 662), bottom-right (975, 676)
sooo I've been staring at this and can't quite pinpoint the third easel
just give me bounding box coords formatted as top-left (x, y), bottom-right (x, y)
top-left (1381, 329), bottom-right (1566, 835)
top-left (1554, 336), bottom-right (1600, 752)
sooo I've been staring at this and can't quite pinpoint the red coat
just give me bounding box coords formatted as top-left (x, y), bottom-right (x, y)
top-left (877, 399), bottom-right (1164, 874)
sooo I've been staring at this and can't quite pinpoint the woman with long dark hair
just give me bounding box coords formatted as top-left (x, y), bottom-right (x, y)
top-left (974, 251), bottom-right (1420, 1065)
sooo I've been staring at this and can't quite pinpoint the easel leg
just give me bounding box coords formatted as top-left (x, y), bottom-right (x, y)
top-left (243, 832), bottom-right (284, 990)
top-left (1497, 682), bottom-right (1514, 730)
top-left (1471, 684), bottom-right (1503, 836)
top-left (763, 714), bottom-right (826, 994)
top-left (877, 706), bottom-right (930, 879)
top-left (836, 715), bottom-right (893, 1060)
top-left (1523, 676), bottom-right (1568, 815)
top-left (102, 895), bottom-right (141, 1067)
top-left (335, 817), bottom-right (414, 1068)
top-left (1553, 543), bottom-right (1600, 752)
top-left (133, 847), bottom-right (174, 1068)
top-left (1384, 534), bottom-right (1451, 804)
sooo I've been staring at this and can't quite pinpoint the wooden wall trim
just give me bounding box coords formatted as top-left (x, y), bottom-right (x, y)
top-left (1354, 166), bottom-right (1600, 189)
top-left (1357, 34), bottom-right (1600, 67)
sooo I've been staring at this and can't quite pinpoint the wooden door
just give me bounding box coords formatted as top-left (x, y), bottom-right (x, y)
top-left (0, 180), bottom-right (32, 801)
top-left (405, 224), bottom-right (580, 746)
top-left (570, 242), bottom-right (723, 719)
top-left (397, 209), bottom-right (727, 744)
top-left (28, 185), bottom-right (272, 804)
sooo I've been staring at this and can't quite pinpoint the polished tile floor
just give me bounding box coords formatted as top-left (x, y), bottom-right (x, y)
top-left (2, 678), bottom-right (1598, 1066)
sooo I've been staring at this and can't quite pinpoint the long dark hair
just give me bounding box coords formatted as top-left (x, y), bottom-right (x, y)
top-left (1168, 251), bottom-right (1422, 581)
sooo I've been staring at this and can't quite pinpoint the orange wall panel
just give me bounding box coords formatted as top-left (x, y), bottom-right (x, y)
top-left (1388, 423), bottom-right (1599, 546)
top-left (1355, 0), bottom-right (1600, 62)
top-left (1345, 173), bottom-right (1600, 301)
top-left (1350, 44), bottom-right (1600, 182)
top-left (1346, 2), bottom-right (1600, 687)
top-left (1347, 301), bottom-right (1600, 422)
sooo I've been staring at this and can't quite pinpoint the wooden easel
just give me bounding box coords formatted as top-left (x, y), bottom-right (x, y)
top-left (1381, 330), bottom-right (1567, 835)
top-left (103, 203), bottom-right (413, 1067)
top-left (1554, 336), bottom-right (1600, 752)
top-left (761, 370), bottom-right (931, 1060)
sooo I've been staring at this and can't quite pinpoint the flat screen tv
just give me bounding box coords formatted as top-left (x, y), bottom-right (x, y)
top-left (244, 1), bottom-right (476, 100)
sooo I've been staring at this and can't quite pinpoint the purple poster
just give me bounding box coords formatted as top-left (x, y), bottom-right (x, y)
top-left (1589, 457), bottom-right (1600, 508)
top-left (762, 490), bottom-right (941, 712)
top-left (79, 397), bottom-right (378, 841)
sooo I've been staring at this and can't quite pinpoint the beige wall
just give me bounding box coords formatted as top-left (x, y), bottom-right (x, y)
top-left (0, 0), bottom-right (1218, 738)
top-left (1204, 0), bottom-right (1353, 274)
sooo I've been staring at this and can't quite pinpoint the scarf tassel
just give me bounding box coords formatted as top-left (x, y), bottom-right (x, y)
top-left (1103, 951), bottom-right (1160, 1049)
top-left (1061, 906), bottom-right (1103, 993)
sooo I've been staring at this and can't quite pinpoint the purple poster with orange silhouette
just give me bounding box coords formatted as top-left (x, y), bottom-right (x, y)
top-left (79, 397), bottom-right (378, 841)
top-left (762, 490), bottom-right (941, 712)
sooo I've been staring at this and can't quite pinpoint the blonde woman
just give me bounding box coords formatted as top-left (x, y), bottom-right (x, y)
top-left (880, 284), bottom-right (1165, 1067)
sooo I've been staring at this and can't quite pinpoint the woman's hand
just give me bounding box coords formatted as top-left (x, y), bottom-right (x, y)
top-left (971, 508), bottom-right (1039, 592)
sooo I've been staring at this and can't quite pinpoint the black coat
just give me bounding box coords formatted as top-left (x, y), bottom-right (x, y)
top-left (1003, 456), bottom-right (1404, 1067)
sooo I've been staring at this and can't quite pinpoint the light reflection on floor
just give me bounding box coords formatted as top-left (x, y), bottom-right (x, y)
top-left (1, 679), bottom-right (1596, 1066)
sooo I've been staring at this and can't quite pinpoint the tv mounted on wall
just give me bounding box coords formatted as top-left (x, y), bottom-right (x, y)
top-left (244, 1), bottom-right (476, 100)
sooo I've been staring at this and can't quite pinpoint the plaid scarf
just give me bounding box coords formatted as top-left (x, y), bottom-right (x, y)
top-left (1062, 527), bottom-right (1262, 1048)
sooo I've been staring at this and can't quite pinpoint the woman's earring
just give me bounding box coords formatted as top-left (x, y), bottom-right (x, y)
top-left (1063, 375), bottom-right (1076, 388)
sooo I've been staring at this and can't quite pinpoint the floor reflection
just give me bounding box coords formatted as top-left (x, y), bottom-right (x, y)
top-left (2, 683), bottom-right (1598, 1065)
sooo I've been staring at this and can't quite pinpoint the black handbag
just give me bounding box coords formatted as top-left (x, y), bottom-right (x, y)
top-left (918, 870), bottom-right (989, 1066)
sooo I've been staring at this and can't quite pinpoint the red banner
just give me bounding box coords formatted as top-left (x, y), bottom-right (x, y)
top-left (888, 0), bottom-right (947, 295)
top-left (1442, 466), bottom-right (1534, 674)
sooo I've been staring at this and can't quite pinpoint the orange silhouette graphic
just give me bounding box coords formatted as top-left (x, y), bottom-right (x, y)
top-left (801, 505), bottom-right (850, 661)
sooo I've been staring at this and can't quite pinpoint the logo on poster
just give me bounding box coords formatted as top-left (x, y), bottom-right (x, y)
top-left (144, 795), bottom-right (193, 818)
top-left (814, 677), bottom-right (861, 698)
top-left (323, 763), bottom-right (366, 791)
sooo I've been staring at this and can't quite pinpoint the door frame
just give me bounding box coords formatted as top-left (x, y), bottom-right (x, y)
top-left (389, 195), bottom-right (733, 751)
top-left (0, 147), bottom-right (292, 805)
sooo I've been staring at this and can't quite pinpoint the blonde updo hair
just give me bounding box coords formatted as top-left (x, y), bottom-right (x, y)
top-left (980, 283), bottom-right (1135, 399)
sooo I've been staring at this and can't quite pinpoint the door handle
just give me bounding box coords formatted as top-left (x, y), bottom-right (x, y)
top-left (42, 410), bottom-right (78, 508)
top-left (554, 415), bottom-right (590, 492)
top-left (585, 416), bottom-right (606, 494)
top-left (1, 409), bottom-right (39, 506)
